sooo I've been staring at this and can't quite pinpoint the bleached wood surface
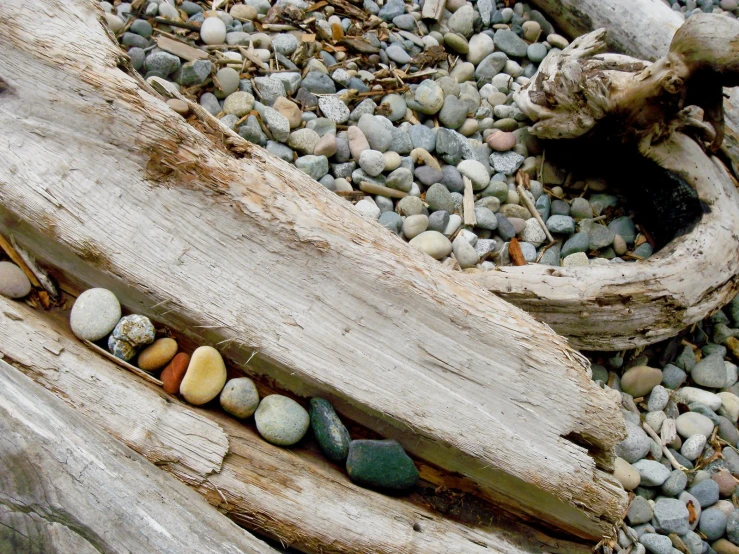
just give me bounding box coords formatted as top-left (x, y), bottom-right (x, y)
top-left (0, 359), bottom-right (278, 554)
top-left (529, 0), bottom-right (739, 177)
top-left (0, 296), bottom-right (591, 554)
top-left (0, 0), bottom-right (626, 541)
top-left (473, 15), bottom-right (739, 350)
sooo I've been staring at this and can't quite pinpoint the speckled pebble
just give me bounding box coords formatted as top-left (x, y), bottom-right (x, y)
top-left (255, 394), bottom-right (310, 446)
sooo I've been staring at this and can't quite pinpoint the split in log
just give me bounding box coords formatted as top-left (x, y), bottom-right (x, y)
top-left (0, 0), bottom-right (626, 541)
top-left (0, 358), bottom-right (279, 554)
top-left (472, 16), bottom-right (739, 351)
top-left (0, 295), bottom-right (592, 554)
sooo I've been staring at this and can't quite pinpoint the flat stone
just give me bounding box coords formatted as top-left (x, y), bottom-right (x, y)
top-left (628, 496), bottom-right (654, 525)
top-left (255, 394), bottom-right (310, 446)
top-left (701, 508), bottom-right (728, 541)
top-left (615, 420), bottom-right (652, 463)
top-left (402, 214), bottom-right (429, 240)
top-left (639, 533), bottom-right (673, 554)
top-left (457, 159), bottom-right (490, 190)
top-left (493, 29), bottom-right (528, 57)
top-left (719, 391), bottom-right (739, 423)
top-left (693, 353), bottom-right (728, 388)
top-left (310, 397), bottom-right (351, 462)
top-left (608, 216), bottom-right (637, 244)
top-left (346, 439), bottom-right (419, 490)
top-left (673, 387), bottom-right (722, 410)
top-left (180, 346), bottom-right (227, 405)
top-left (489, 151), bottom-right (524, 175)
top-left (718, 415), bottom-right (739, 445)
top-left (409, 231), bottom-right (452, 259)
top-left (448, 5), bottom-right (474, 37)
top-left (676, 412), bottom-right (715, 438)
top-left (70, 288), bottom-right (121, 341)
top-left (161, 352), bottom-right (190, 395)
top-left (633, 459), bottom-right (671, 486)
top-left (137, 338), bottom-right (178, 371)
top-left (614, 456), bottom-right (641, 490)
top-left (220, 377), bottom-right (260, 418)
top-left (409, 124), bottom-right (436, 152)
top-left (689, 478), bottom-right (720, 508)
top-left (621, 366), bottom-right (663, 398)
top-left (661, 469), bottom-right (688, 497)
top-left (302, 71), bottom-right (337, 94)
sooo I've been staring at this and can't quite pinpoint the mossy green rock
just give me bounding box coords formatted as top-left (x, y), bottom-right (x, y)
top-left (346, 439), bottom-right (418, 491)
top-left (309, 397), bottom-right (351, 462)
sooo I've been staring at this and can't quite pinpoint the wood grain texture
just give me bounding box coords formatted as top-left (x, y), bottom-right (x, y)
top-left (0, 359), bottom-right (278, 554)
top-left (0, 296), bottom-right (591, 554)
top-left (0, 0), bottom-right (626, 540)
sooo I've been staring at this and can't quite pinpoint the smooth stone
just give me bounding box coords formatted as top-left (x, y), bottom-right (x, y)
top-left (689, 479), bottom-right (720, 508)
top-left (179, 346), bottom-right (227, 405)
top-left (681, 434), bottom-right (707, 461)
top-left (409, 231), bottom-right (452, 259)
top-left (615, 456), bottom-right (641, 490)
top-left (357, 114), bottom-right (392, 153)
top-left (527, 42), bottom-right (548, 63)
top-left (713, 539), bottom-right (739, 554)
top-left (622, 366), bottom-right (663, 397)
top-left (474, 52), bottom-right (508, 81)
top-left (302, 71), bottom-right (336, 94)
top-left (428, 211), bottom-right (450, 233)
top-left (408, 124), bottom-right (436, 152)
top-left (223, 91), bottom-right (255, 117)
top-left (397, 196), bottom-right (424, 216)
top-left (137, 338), bottom-right (178, 371)
top-left (383, 151), bottom-right (401, 172)
top-left (201, 16), bottom-right (227, 45)
top-left (467, 33), bottom-right (495, 65)
top-left (662, 363), bottom-right (687, 389)
top-left (673, 387), bottom-right (722, 410)
top-left (680, 491), bottom-right (702, 531)
top-left (486, 131), bottom-right (516, 152)
top-left (474, 207), bottom-right (499, 231)
top-left (273, 97), bottom-right (302, 129)
top-left (718, 415), bottom-right (739, 445)
top-left (608, 216), bottom-right (637, 245)
top-left (628, 496), bottom-right (654, 525)
top-left (719, 391), bottom-right (739, 423)
top-left (693, 353), bottom-right (729, 388)
top-left (426, 183), bottom-right (455, 213)
top-left (358, 149), bottom-right (386, 177)
top-left (443, 214), bottom-right (463, 237)
top-left (379, 211), bottom-right (402, 234)
top-left (145, 51), bottom-right (181, 76)
top-left (499, 204), bottom-right (530, 220)
top-left (662, 469), bottom-right (688, 496)
top-left (69, 288), bottom-right (121, 341)
top-left (713, 469), bottom-right (737, 497)
top-left (616, 420), bottom-right (652, 463)
top-left (347, 126), bottom-right (370, 160)
top-left (562, 252), bottom-right (589, 267)
top-left (639, 533), bottom-right (673, 554)
top-left (386, 168), bottom-right (413, 192)
top-left (439, 96), bottom-right (468, 129)
top-left (558, 231), bottom-right (589, 258)
top-left (346, 439), bottom-right (418, 490)
top-left (354, 199), bottom-right (381, 220)
top-left (255, 395), bottom-right (310, 446)
top-left (633, 459), bottom-right (671, 486)
top-left (310, 398), bottom-right (351, 462)
top-left (448, 5), bottom-right (474, 37)
top-left (546, 215), bottom-right (576, 236)
top-left (701, 508), bottom-right (728, 540)
top-left (220, 377), bottom-right (260, 418)
top-left (676, 412), bottom-right (715, 438)
top-left (413, 80), bottom-right (445, 115)
top-left (727, 509), bottom-right (739, 544)
top-left (457, 159), bottom-right (490, 190)
top-left (648, 385), bottom-right (670, 412)
top-left (453, 235), bottom-right (479, 268)
top-left (414, 165), bottom-right (444, 186)
top-left (493, 29), bottom-right (528, 57)
top-left (161, 352), bottom-right (190, 395)
top-left (402, 214), bottom-right (429, 240)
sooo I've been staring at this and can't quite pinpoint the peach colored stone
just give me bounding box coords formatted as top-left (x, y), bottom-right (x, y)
top-left (166, 98), bottom-right (189, 115)
top-left (713, 469), bottom-right (737, 497)
top-left (273, 97), bottom-right (302, 129)
top-left (161, 352), bottom-right (190, 395)
top-left (138, 338), bottom-right (178, 371)
top-left (486, 131), bottom-right (517, 152)
top-left (620, 365), bottom-right (663, 398)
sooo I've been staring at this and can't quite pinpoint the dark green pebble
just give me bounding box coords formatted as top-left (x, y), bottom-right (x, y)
top-left (309, 397), bottom-right (351, 462)
top-left (346, 439), bottom-right (419, 491)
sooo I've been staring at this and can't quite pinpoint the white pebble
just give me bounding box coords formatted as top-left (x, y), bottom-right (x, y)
top-left (200, 16), bottom-right (227, 45)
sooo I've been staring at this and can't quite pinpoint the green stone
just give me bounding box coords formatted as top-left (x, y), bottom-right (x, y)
top-left (346, 439), bottom-right (419, 491)
top-left (309, 397), bottom-right (351, 462)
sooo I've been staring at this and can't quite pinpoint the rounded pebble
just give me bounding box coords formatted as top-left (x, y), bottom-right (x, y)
top-left (137, 337), bottom-right (178, 371)
top-left (69, 288), bottom-right (122, 341)
top-left (220, 377), bottom-right (260, 418)
top-left (0, 262), bottom-right (31, 299)
top-left (255, 394), bottom-right (310, 446)
top-left (180, 346), bottom-right (227, 405)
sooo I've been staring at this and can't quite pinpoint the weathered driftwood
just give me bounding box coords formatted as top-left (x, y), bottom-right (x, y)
top-left (473, 16), bottom-right (739, 351)
top-left (0, 358), bottom-right (279, 554)
top-left (0, 0), bottom-right (626, 541)
top-left (0, 297), bottom-right (591, 554)
top-left (529, 0), bottom-right (739, 183)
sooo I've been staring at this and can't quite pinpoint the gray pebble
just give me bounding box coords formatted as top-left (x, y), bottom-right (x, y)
top-left (489, 151), bottom-right (524, 175)
top-left (661, 469), bottom-right (688, 496)
top-left (474, 207), bottom-right (498, 231)
top-left (493, 29), bottom-right (528, 57)
top-left (653, 497), bottom-right (690, 535)
top-left (220, 377), bottom-right (260, 418)
top-left (426, 184), bottom-right (455, 213)
top-left (699, 507), bottom-right (728, 540)
top-left (688, 479), bottom-right (720, 508)
top-left (661, 363), bottom-right (687, 389)
top-left (692, 353), bottom-right (727, 388)
top-left (547, 215), bottom-right (576, 236)
top-left (633, 459), bottom-right (671, 486)
top-left (627, 496), bottom-right (654, 525)
top-left (295, 155), bottom-right (329, 180)
top-left (648, 385), bottom-right (670, 412)
top-left (638, 533), bottom-right (672, 554)
top-left (379, 211), bottom-right (402, 234)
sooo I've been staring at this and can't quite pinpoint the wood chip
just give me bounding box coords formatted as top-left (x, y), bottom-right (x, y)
top-left (509, 238), bottom-right (527, 266)
top-left (463, 177), bottom-right (477, 227)
top-left (155, 36), bottom-right (208, 62)
top-left (301, 33), bottom-right (316, 42)
top-left (359, 181), bottom-right (407, 199)
top-left (82, 340), bottom-right (163, 386)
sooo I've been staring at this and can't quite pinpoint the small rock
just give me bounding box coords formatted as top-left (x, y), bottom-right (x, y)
top-left (633, 459), bottom-right (671, 486)
top-left (355, 198), bottom-right (381, 220)
top-left (347, 126), bottom-right (370, 160)
top-left (661, 469), bottom-right (688, 497)
top-left (457, 159), bottom-right (490, 190)
top-left (346, 439), bottom-right (419, 490)
top-left (653, 497), bottom-right (690, 535)
top-left (358, 149), bottom-right (386, 177)
top-left (628, 496), bottom-right (654, 525)
top-left (161, 352), bottom-right (190, 395)
top-left (701, 508), bottom-right (728, 541)
top-left (453, 235), bottom-right (479, 268)
top-left (108, 314), bottom-right (155, 361)
top-left (200, 16), bottom-right (227, 45)
top-left (310, 398), bottom-right (351, 462)
top-left (662, 363), bottom-right (687, 389)
top-left (621, 365), bottom-right (663, 397)
top-left (693, 353), bottom-right (728, 388)
top-left (413, 80), bottom-right (445, 115)
top-left (713, 469), bottom-right (737, 497)
top-left (274, 97), bottom-right (302, 129)
top-left (223, 91), bottom-right (255, 117)
top-left (220, 377), bottom-right (260, 419)
top-left (69, 288), bottom-right (121, 341)
top-left (486, 131), bottom-right (516, 152)
top-left (255, 395), bottom-right (310, 446)
top-left (263, 107), bottom-right (290, 142)
top-left (614, 456), bottom-right (641, 490)
top-left (319, 96), bottom-right (350, 124)
top-left (648, 385), bottom-right (670, 412)
top-left (379, 211), bottom-right (402, 234)
top-left (409, 231), bottom-right (452, 259)
top-left (314, 133), bottom-right (337, 157)
top-left (295, 155), bottom-right (329, 180)
top-left (615, 420), bottom-right (652, 463)
top-left (179, 346), bottom-right (227, 405)
top-left (402, 214), bottom-right (429, 240)
top-left (493, 29), bottom-right (528, 57)
top-left (719, 391), bottom-right (739, 423)
top-left (137, 337), bottom-right (178, 371)
top-left (681, 434), bottom-right (707, 461)
top-left (676, 411), bottom-right (715, 438)
top-left (713, 539), bottom-right (739, 554)
top-left (689, 479), bottom-right (720, 508)
top-left (489, 151), bottom-right (524, 175)
top-left (673, 387), bottom-right (722, 410)
top-left (639, 533), bottom-right (673, 554)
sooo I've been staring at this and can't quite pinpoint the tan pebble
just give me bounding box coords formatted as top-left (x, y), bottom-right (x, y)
top-left (621, 365), bottom-right (663, 398)
top-left (383, 151), bottom-right (401, 172)
top-left (547, 33), bottom-right (570, 49)
top-left (713, 539), bottom-right (739, 554)
top-left (138, 338), bottom-right (178, 371)
top-left (613, 456), bottom-right (640, 490)
top-left (550, 186), bottom-right (564, 198)
top-left (613, 234), bottom-right (627, 256)
top-left (230, 4), bottom-right (257, 19)
top-left (220, 377), bottom-right (260, 418)
top-left (521, 20), bottom-right (541, 42)
top-left (486, 130), bottom-right (517, 152)
top-left (180, 346), bottom-right (227, 405)
top-left (273, 97), bottom-right (302, 129)
top-left (166, 98), bottom-right (189, 115)
top-left (104, 13), bottom-right (124, 33)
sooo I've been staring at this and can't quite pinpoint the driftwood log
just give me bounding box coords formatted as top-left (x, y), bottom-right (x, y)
top-left (0, 295), bottom-right (591, 554)
top-left (0, 358), bottom-right (280, 554)
top-left (0, 0), bottom-right (626, 542)
top-left (473, 14), bottom-right (739, 351)
top-left (529, 0), bottom-right (739, 179)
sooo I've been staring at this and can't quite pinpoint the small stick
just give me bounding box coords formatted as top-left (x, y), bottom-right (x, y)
top-left (83, 340), bottom-right (163, 386)
top-left (516, 171), bottom-right (554, 244)
top-left (643, 421), bottom-right (688, 471)
top-left (0, 234), bottom-right (41, 287)
top-left (462, 177), bottom-right (477, 227)
top-left (508, 238), bottom-right (527, 266)
top-left (154, 18), bottom-right (202, 31)
top-left (358, 181), bottom-right (407, 199)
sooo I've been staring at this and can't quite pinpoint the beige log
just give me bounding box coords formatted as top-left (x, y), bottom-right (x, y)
top-left (528, 0), bottom-right (739, 178)
top-left (473, 17), bottom-right (739, 351)
top-left (0, 296), bottom-right (591, 554)
top-left (0, 358), bottom-right (279, 554)
top-left (0, 0), bottom-right (625, 541)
